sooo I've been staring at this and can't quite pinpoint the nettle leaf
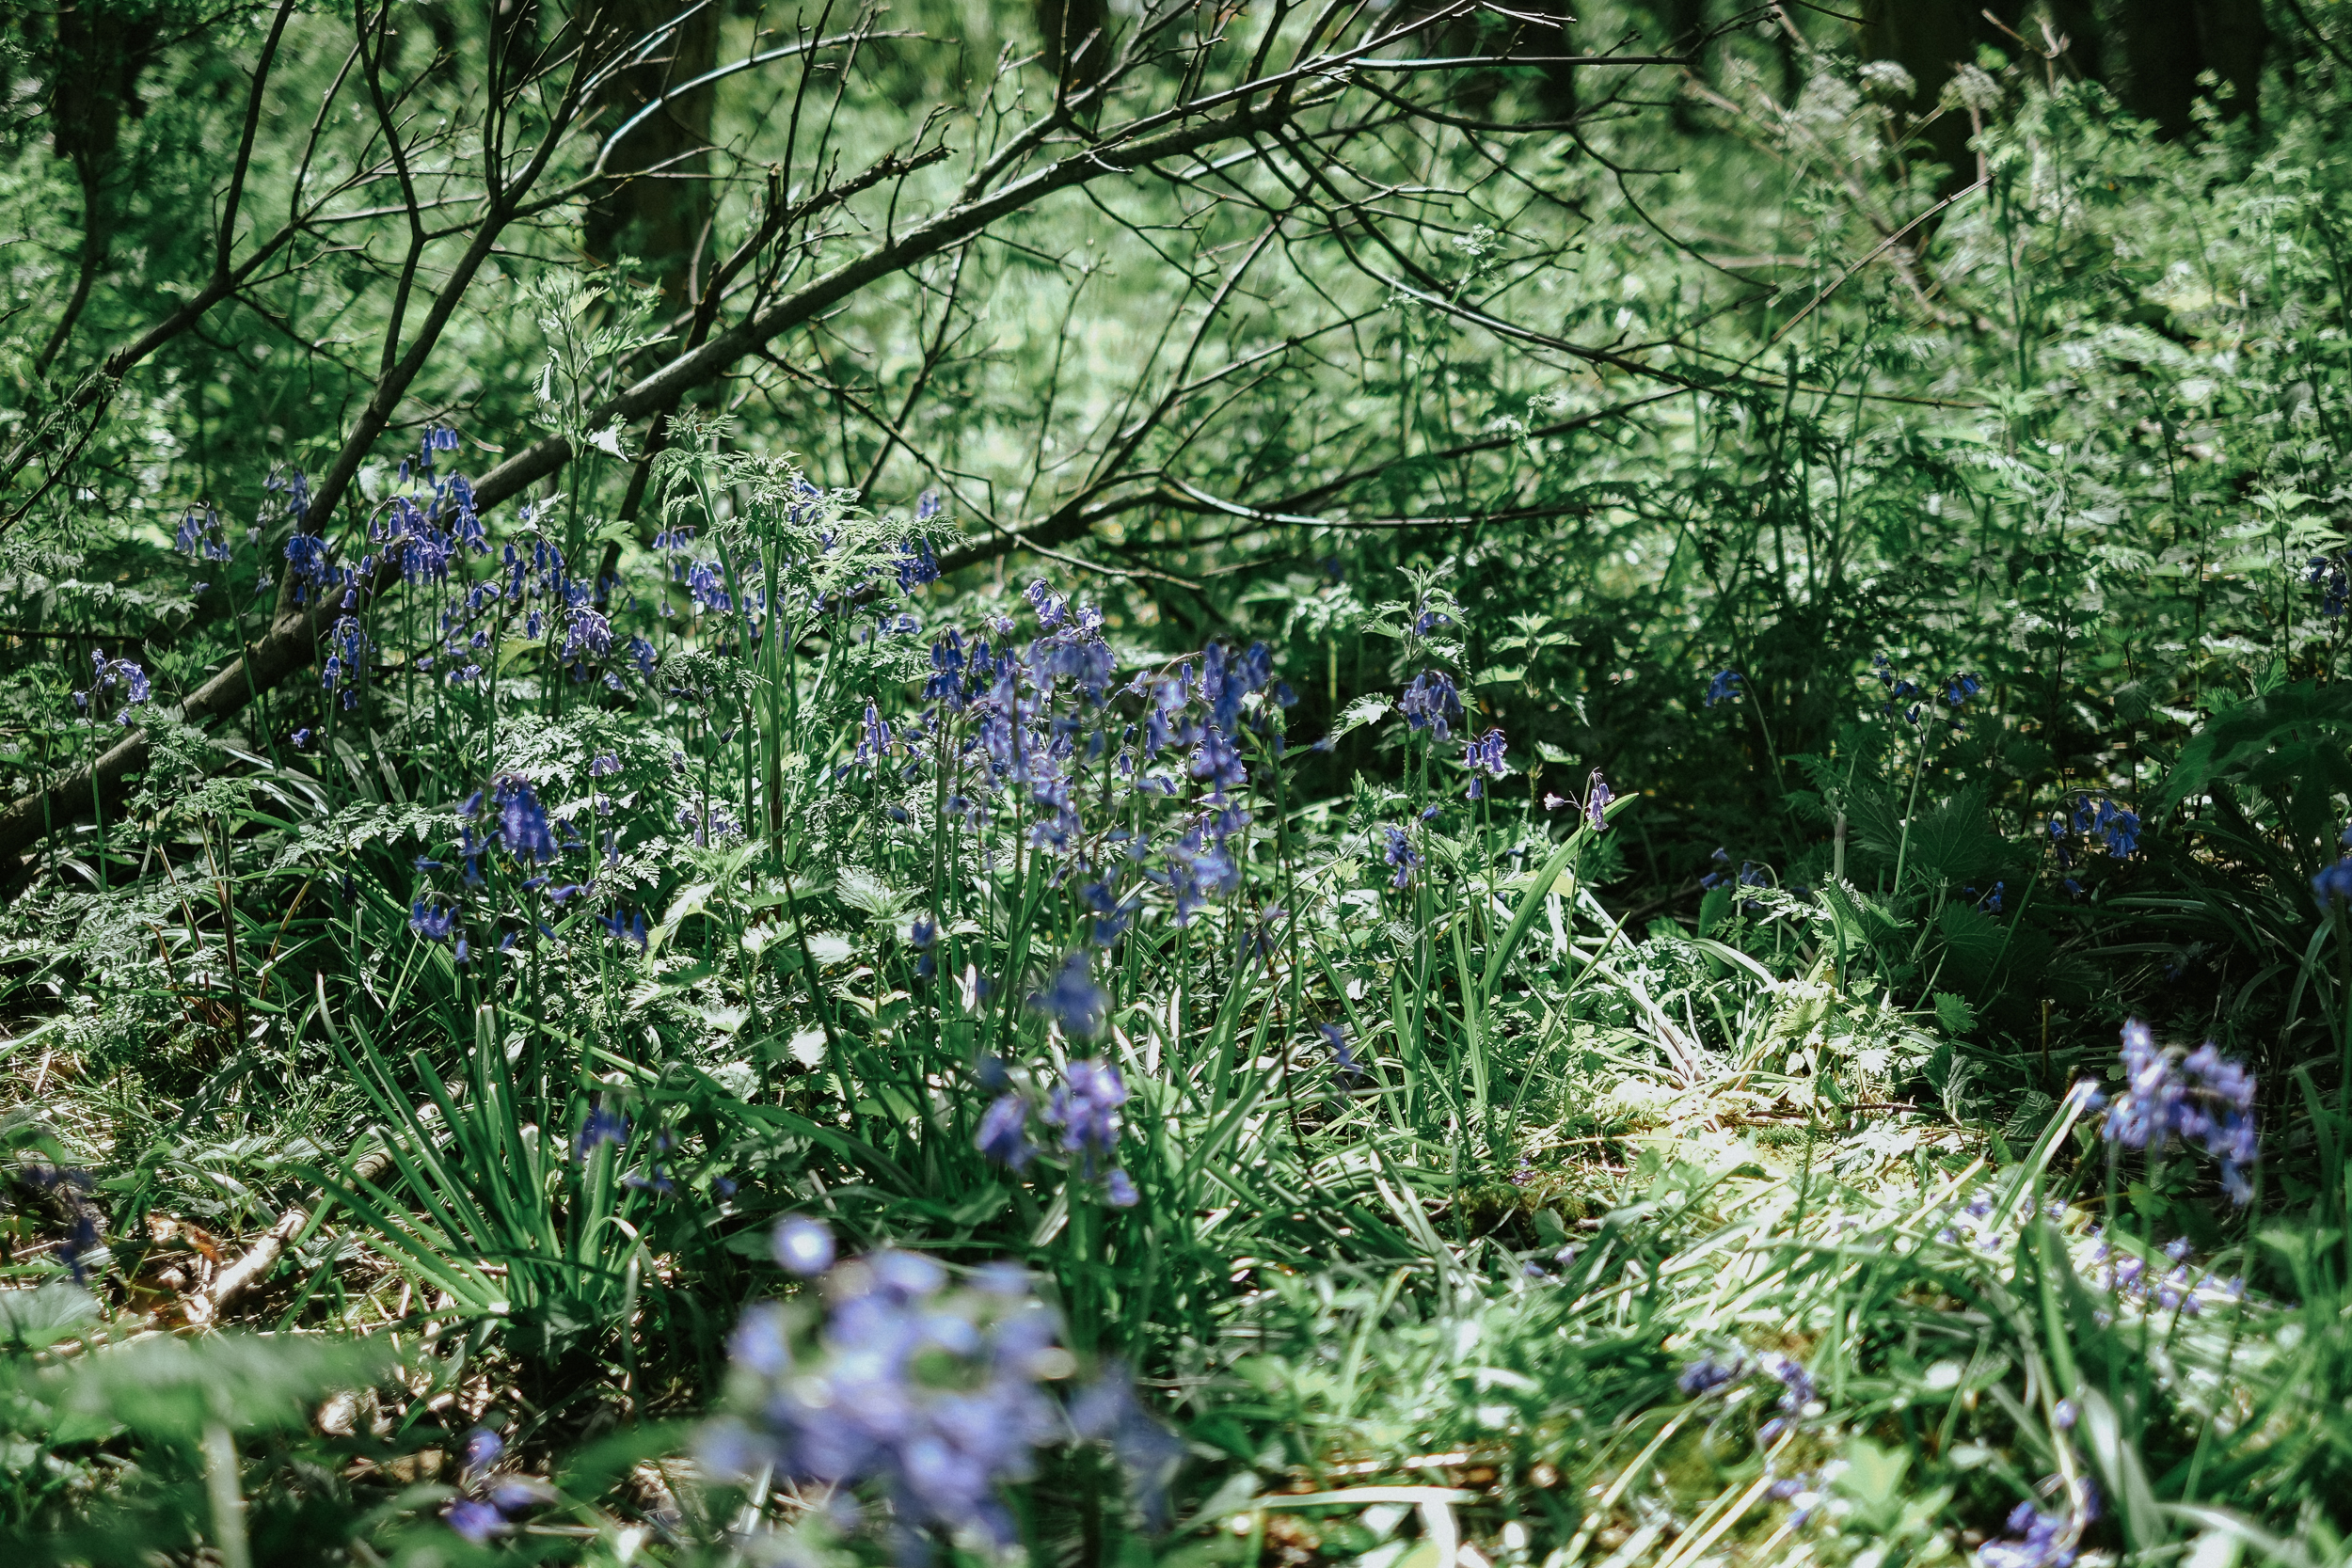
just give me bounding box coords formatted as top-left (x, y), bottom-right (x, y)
top-left (1326, 694), bottom-right (1392, 740)
top-left (1904, 787), bottom-right (2010, 884)
top-left (1936, 899), bottom-right (2008, 987)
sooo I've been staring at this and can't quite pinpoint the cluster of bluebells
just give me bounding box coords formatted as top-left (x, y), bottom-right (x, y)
top-left (1923, 1178), bottom-right (2240, 1323)
top-left (1381, 824), bottom-right (1422, 890)
top-left (442, 1428), bottom-right (557, 1544)
top-left (1977, 1482), bottom-right (2101, 1568)
top-left (2100, 1019), bottom-right (2258, 1203)
top-left (2311, 551), bottom-right (2351, 619)
top-left (1871, 653), bottom-right (1979, 730)
top-left (699, 1219), bottom-right (1180, 1556)
top-left (1700, 848), bottom-right (1768, 913)
top-left (1399, 669), bottom-right (1463, 739)
top-left (172, 501), bottom-right (232, 564)
top-left (405, 774), bottom-right (621, 963)
top-left (2083, 1231), bottom-right (2244, 1318)
top-left (977, 1050), bottom-right (1138, 1209)
top-left (1704, 668), bottom-right (1743, 707)
top-left (259, 429), bottom-right (678, 717)
top-left (1675, 1349), bottom-right (1820, 1443)
top-left (72, 650), bottom-right (151, 724)
top-left (2044, 791), bottom-right (2141, 867)
top-left (893, 489), bottom-right (946, 586)
top-left (916, 584), bottom-right (1293, 924)
top-left (12, 1163), bottom-right (103, 1282)
top-left (284, 430), bottom-right (488, 643)
top-left (1030, 951), bottom-right (1110, 1038)
top-left (1462, 728), bottom-right (1508, 799)
top-left (1935, 1188), bottom-right (2010, 1252)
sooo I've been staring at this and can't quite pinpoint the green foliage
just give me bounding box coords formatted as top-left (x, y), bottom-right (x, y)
top-left (18, 0), bottom-right (2352, 1563)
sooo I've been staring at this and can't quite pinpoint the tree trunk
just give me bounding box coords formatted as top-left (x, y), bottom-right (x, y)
top-left (1858, 0), bottom-right (1989, 186)
top-left (581, 0), bottom-right (722, 305)
top-left (2112, 0), bottom-right (2265, 135)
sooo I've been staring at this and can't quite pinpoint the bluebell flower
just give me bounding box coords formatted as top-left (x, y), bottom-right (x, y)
top-left (1190, 724), bottom-right (1247, 799)
top-left (561, 609), bottom-right (612, 667)
top-left (1031, 952), bottom-right (1109, 1037)
top-left (283, 531), bottom-right (331, 604)
top-left (1045, 1060), bottom-right (1127, 1169)
top-left (977, 1093), bottom-right (1040, 1170)
top-left (1165, 828), bottom-right (1237, 924)
top-left (1584, 768), bottom-right (1613, 832)
top-left (1978, 1499), bottom-right (2078, 1568)
top-left (896, 537), bottom-right (940, 588)
top-left (446, 1498), bottom-right (506, 1544)
top-left (1318, 1022), bottom-right (1360, 1078)
top-left (2312, 554), bottom-right (2350, 617)
top-left (1463, 727), bottom-right (1508, 799)
top-left (2103, 1019), bottom-right (2258, 1203)
top-left (1105, 1169), bottom-right (1138, 1208)
top-left (699, 1243), bottom-right (1082, 1552)
top-left (596, 908), bottom-right (647, 952)
top-left (855, 703), bottom-right (893, 768)
top-left (2094, 798), bottom-right (2140, 856)
top-left (491, 775), bottom-right (557, 863)
top-left (408, 901), bottom-right (457, 942)
top-left (772, 1215), bottom-right (836, 1276)
top-left (1382, 824), bottom-right (1421, 890)
top-left (1078, 881), bottom-right (1131, 946)
top-left (2051, 791), bottom-right (2139, 862)
top-left (1704, 669), bottom-right (1743, 706)
top-left (1199, 641), bottom-right (1273, 734)
top-left (173, 502), bottom-right (232, 562)
top-left (685, 560), bottom-right (732, 612)
top-left (1758, 1352), bottom-right (1815, 1413)
top-left (1067, 1367), bottom-right (1185, 1525)
top-left (1026, 578), bottom-right (1069, 630)
top-left (460, 1427), bottom-right (505, 1473)
top-left (576, 1105), bottom-right (628, 1161)
top-left (19, 1165), bottom-right (103, 1282)
top-left (1398, 671), bottom-right (1462, 740)
top-left (1677, 1353), bottom-right (1743, 1395)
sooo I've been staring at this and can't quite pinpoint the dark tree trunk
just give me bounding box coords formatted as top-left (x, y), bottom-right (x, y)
top-left (37, 3), bottom-right (161, 375)
top-left (2105, 0), bottom-right (2265, 135)
top-left (1533, 0), bottom-right (1576, 120)
top-left (1859, 0), bottom-right (1995, 186)
top-left (582, 0), bottom-right (721, 305)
